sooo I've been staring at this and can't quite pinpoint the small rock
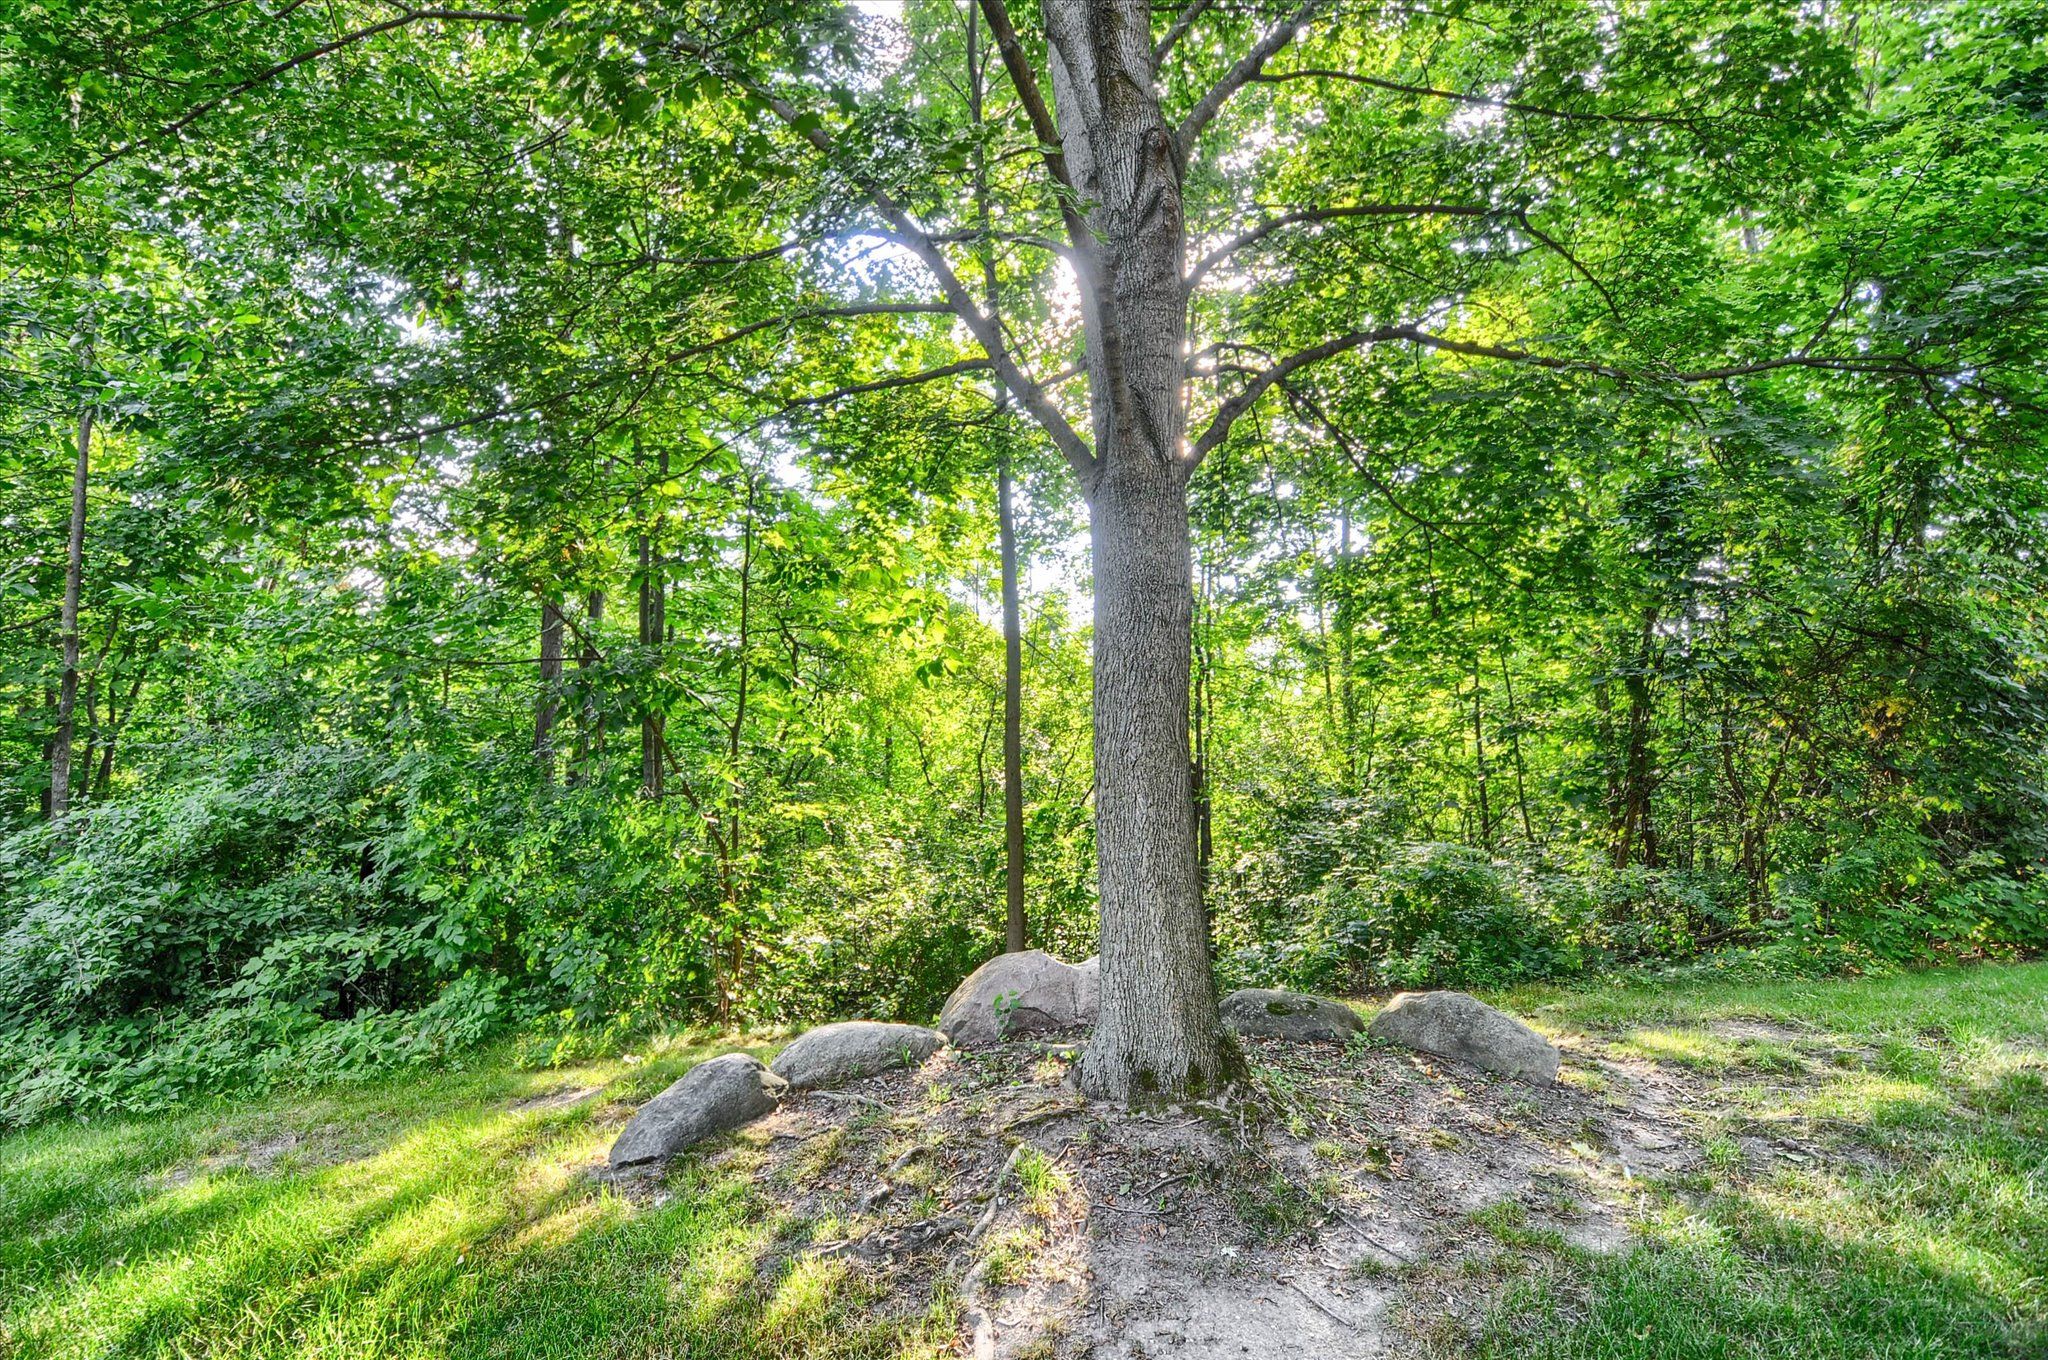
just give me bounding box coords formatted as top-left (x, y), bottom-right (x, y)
top-left (608, 1053), bottom-right (786, 1172)
top-left (1220, 988), bottom-right (1365, 1043)
top-left (938, 949), bottom-right (1098, 1046)
top-left (771, 1020), bottom-right (946, 1089)
top-left (1367, 990), bottom-right (1560, 1084)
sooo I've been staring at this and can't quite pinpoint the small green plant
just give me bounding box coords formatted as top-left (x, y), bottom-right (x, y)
top-left (1702, 1134), bottom-right (1743, 1172)
top-left (1013, 1145), bottom-right (1071, 1216)
top-left (1471, 1199), bottom-right (1568, 1251)
top-left (979, 1226), bottom-right (1043, 1287)
top-left (1228, 1170), bottom-right (1324, 1241)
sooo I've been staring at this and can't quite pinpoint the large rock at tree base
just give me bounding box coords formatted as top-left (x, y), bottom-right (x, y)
top-left (938, 949), bottom-right (1098, 1045)
top-left (1367, 990), bottom-right (1560, 1084)
top-left (608, 1053), bottom-right (786, 1172)
top-left (770, 1021), bottom-right (946, 1089)
top-left (1220, 988), bottom-right (1365, 1044)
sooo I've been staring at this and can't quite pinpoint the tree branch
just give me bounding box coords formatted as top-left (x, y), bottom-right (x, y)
top-left (663, 302), bottom-right (952, 365)
top-left (772, 358), bottom-right (997, 412)
top-left (973, 0), bottom-right (1083, 219)
top-left (1189, 203), bottom-right (1624, 323)
top-left (1506, 212), bottom-right (1625, 324)
top-left (1153, 0), bottom-right (1218, 64)
top-left (1251, 68), bottom-right (1711, 129)
top-left (1173, 0), bottom-right (1328, 162)
top-left (732, 77), bottom-right (1097, 483)
top-left (1188, 324), bottom-right (1952, 465)
top-left (1188, 203), bottom-right (1490, 285)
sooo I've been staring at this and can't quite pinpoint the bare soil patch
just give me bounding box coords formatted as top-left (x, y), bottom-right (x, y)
top-left (593, 1019), bottom-right (1864, 1357)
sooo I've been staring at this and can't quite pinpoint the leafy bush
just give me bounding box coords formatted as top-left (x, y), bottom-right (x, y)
top-left (0, 972), bottom-right (503, 1127)
top-left (1244, 843), bottom-right (1586, 993)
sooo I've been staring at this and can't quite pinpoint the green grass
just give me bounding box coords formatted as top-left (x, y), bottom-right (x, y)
top-left (1470, 961), bottom-right (2048, 1359)
top-left (0, 1030), bottom-right (953, 1360)
top-left (3, 964), bottom-right (2043, 1360)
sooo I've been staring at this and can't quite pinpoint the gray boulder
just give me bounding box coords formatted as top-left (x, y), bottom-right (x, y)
top-left (771, 1021), bottom-right (946, 1090)
top-left (938, 949), bottom-right (1098, 1046)
top-left (1367, 990), bottom-right (1560, 1084)
top-left (608, 1053), bottom-right (786, 1172)
top-left (1221, 987), bottom-right (1364, 1043)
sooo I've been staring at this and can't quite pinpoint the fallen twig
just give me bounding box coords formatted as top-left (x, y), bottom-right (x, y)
top-left (1284, 1277), bottom-right (1359, 1327)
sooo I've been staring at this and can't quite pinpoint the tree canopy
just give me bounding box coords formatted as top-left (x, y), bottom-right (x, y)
top-left (1, 0), bottom-right (2043, 1114)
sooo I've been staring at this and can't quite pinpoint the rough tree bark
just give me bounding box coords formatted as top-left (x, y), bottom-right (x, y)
top-left (49, 409), bottom-right (92, 819)
top-left (1039, 0), bottom-right (1240, 1101)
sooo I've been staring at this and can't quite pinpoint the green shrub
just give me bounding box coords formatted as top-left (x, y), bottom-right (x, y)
top-left (1298, 843), bottom-right (1584, 991)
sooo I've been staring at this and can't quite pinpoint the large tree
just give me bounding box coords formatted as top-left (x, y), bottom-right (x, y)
top-left (617, 0), bottom-right (1969, 1101)
top-left (10, 0), bottom-right (2020, 1103)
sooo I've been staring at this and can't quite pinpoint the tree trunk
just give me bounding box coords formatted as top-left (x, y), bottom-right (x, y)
top-left (1045, 0), bottom-right (1238, 1102)
top-left (999, 454), bottom-right (1028, 952)
top-left (1191, 562), bottom-right (1213, 895)
top-left (1471, 654), bottom-right (1493, 852)
top-left (1337, 502), bottom-right (1358, 787)
top-left (537, 593), bottom-right (564, 785)
top-left (1615, 608), bottom-right (1658, 867)
top-left (1498, 652), bottom-right (1536, 843)
top-left (574, 589), bottom-right (604, 785)
top-left (971, 14), bottom-right (1029, 954)
top-left (715, 475), bottom-right (759, 1023)
top-left (49, 410), bottom-right (92, 819)
top-left (639, 450), bottom-right (666, 800)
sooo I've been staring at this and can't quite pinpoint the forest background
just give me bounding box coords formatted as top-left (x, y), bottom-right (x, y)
top-left (2, 0), bottom-right (2044, 1124)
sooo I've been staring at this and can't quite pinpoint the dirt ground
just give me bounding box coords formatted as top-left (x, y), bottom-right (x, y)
top-left (596, 1016), bottom-right (1848, 1359)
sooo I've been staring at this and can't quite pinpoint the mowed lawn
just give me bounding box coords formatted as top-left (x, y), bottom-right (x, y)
top-left (2, 962), bottom-right (2044, 1360)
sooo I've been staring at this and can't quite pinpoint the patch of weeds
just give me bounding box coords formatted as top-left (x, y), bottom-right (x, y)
top-left (922, 1082), bottom-right (954, 1109)
top-left (1977, 1066), bottom-right (2048, 1124)
top-left (1614, 1027), bottom-right (1743, 1072)
top-left (1702, 1134), bottom-right (1743, 1174)
top-left (1013, 1145), bottom-right (1071, 1216)
top-left (1228, 1169), bottom-right (1324, 1242)
top-left (1359, 1142), bottom-right (1395, 1174)
top-left (1504, 1098), bottom-right (1541, 1123)
top-left (1348, 1251), bottom-right (1410, 1281)
top-left (774, 1126), bottom-right (846, 1187)
top-left (1312, 1138), bottom-right (1345, 1161)
top-left (894, 1156), bottom-right (941, 1192)
top-left (980, 1225), bottom-right (1045, 1287)
top-left (1737, 1039), bottom-right (1807, 1074)
top-left (1559, 1065), bottom-right (1611, 1096)
top-left (1428, 1128), bottom-right (1465, 1151)
top-left (1877, 1038), bottom-right (1942, 1081)
top-left (1471, 1200), bottom-right (1568, 1252)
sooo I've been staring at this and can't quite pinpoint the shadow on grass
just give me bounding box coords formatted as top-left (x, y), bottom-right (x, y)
top-left (1467, 994), bottom-right (2047, 1360)
top-left (0, 1040), bottom-right (947, 1360)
